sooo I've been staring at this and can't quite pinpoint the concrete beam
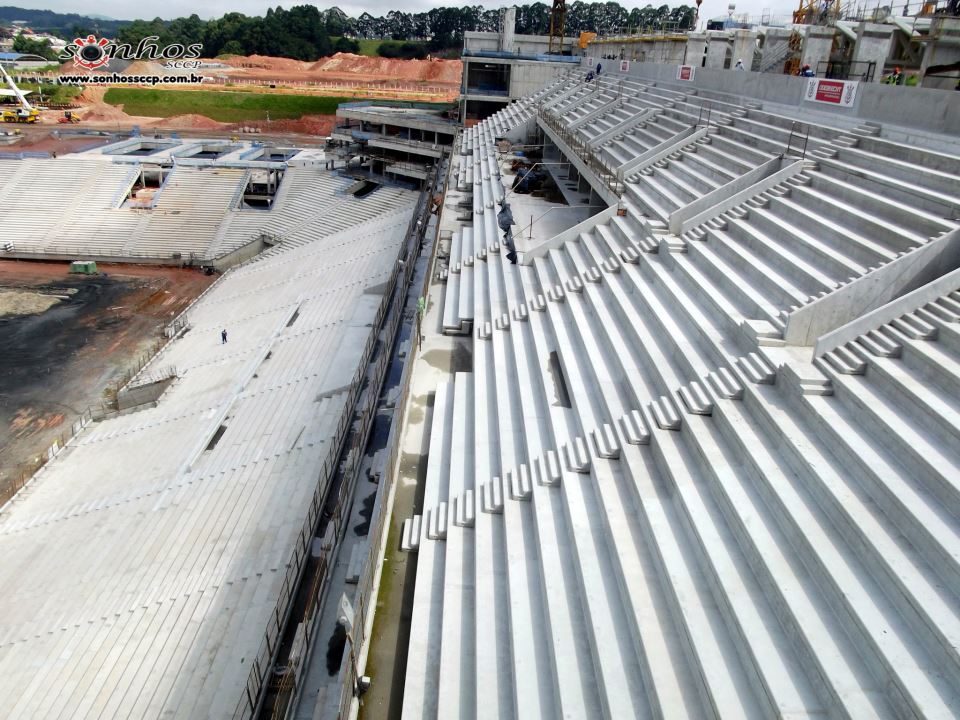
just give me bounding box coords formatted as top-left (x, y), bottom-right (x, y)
top-left (616, 126), bottom-right (705, 180)
top-left (588, 108), bottom-right (657, 148)
top-left (568, 98), bottom-right (622, 131)
top-left (368, 137), bottom-right (444, 159)
top-left (669, 155), bottom-right (804, 235)
top-left (785, 227), bottom-right (960, 348)
top-left (538, 81), bottom-right (578, 110)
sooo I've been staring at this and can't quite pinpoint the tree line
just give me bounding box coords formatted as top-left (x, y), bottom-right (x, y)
top-left (1, 3), bottom-right (696, 63)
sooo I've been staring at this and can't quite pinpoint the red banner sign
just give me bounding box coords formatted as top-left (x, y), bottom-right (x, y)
top-left (804, 78), bottom-right (858, 107)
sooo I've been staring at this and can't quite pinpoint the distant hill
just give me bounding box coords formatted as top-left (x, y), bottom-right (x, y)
top-left (0, 6), bottom-right (129, 37)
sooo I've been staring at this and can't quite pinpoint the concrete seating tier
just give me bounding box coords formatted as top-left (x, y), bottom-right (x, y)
top-left (400, 83), bottom-right (960, 720)
top-left (0, 196), bottom-right (416, 719)
top-left (208, 167), bottom-right (412, 261)
top-left (0, 157), bottom-right (416, 264)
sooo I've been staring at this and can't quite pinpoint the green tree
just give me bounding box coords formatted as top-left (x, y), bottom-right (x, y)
top-left (218, 40), bottom-right (245, 56)
top-left (12, 34), bottom-right (59, 60)
top-left (333, 36), bottom-right (359, 53)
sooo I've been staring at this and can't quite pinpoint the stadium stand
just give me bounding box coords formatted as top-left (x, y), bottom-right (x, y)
top-left (399, 69), bottom-right (960, 719)
top-left (0, 181), bottom-right (416, 720)
top-left (0, 152), bottom-right (413, 264)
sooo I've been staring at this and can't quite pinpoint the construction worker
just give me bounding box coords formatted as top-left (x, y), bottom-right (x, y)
top-left (735, 59), bottom-right (746, 71)
top-left (886, 67), bottom-right (903, 85)
top-left (799, 64), bottom-right (816, 77)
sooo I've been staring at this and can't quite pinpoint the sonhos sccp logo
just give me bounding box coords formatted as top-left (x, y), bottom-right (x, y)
top-left (72, 35), bottom-right (111, 70)
top-left (60, 35), bottom-right (204, 70)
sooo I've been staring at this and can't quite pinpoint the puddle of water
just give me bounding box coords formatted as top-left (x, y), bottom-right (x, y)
top-left (398, 451), bottom-right (426, 478)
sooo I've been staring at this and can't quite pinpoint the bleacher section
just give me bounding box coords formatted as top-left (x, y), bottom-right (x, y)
top-left (400, 70), bottom-right (960, 718)
top-left (0, 155), bottom-right (411, 264)
top-left (207, 168), bottom-right (414, 259)
top-left (0, 186), bottom-right (416, 719)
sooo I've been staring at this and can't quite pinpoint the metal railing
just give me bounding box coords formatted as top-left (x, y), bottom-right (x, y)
top-left (786, 121), bottom-right (811, 159)
top-left (536, 104), bottom-right (624, 198)
top-left (696, 102), bottom-right (713, 129)
top-left (816, 60), bottom-right (877, 82)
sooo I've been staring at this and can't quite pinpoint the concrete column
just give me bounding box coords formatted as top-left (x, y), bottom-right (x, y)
top-left (920, 17), bottom-right (960, 90)
top-left (500, 7), bottom-right (516, 54)
top-left (853, 22), bottom-right (895, 82)
top-left (705, 31), bottom-right (733, 70)
top-left (685, 32), bottom-right (708, 66)
top-left (801, 26), bottom-right (836, 73)
top-left (732, 30), bottom-right (758, 70)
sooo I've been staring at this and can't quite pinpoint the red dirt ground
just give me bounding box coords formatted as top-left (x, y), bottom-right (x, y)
top-left (0, 260), bottom-right (214, 505)
top-left (39, 53), bottom-right (460, 135)
top-left (220, 52), bottom-right (461, 84)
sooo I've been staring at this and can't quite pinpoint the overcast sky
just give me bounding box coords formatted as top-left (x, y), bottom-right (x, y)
top-left (17, 0), bottom-right (800, 27)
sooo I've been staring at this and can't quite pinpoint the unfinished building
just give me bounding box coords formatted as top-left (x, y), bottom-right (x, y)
top-left (339, 57), bottom-right (960, 720)
top-left (0, 137), bottom-right (426, 720)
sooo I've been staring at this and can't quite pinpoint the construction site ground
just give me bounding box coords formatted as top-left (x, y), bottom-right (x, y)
top-left (0, 260), bottom-right (213, 505)
top-left (4, 53), bottom-right (461, 136)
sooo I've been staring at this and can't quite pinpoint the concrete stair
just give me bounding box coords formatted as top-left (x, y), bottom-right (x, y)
top-left (401, 83), bottom-right (960, 720)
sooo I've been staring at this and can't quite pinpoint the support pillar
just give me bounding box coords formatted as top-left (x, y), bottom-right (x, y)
top-left (801, 26), bottom-right (837, 73)
top-left (853, 22), bottom-right (895, 82)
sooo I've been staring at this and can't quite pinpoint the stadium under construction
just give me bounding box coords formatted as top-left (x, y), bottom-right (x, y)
top-left (0, 51), bottom-right (959, 720)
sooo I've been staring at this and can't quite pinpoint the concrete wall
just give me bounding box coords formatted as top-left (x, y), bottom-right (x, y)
top-left (758, 28), bottom-right (793, 72)
top-left (731, 30), bottom-right (758, 68)
top-left (509, 61), bottom-right (571, 99)
top-left (815, 265), bottom-right (960, 355)
top-left (919, 17), bottom-right (960, 91)
top-left (501, 7), bottom-right (516, 53)
top-left (785, 227), bottom-right (960, 348)
top-left (213, 237), bottom-right (266, 271)
top-left (686, 33), bottom-right (708, 67)
top-left (521, 205), bottom-right (618, 262)
top-left (465, 30), bottom-right (563, 56)
top-left (594, 39), bottom-right (687, 65)
top-left (117, 376), bottom-right (175, 411)
top-left (603, 58), bottom-right (960, 135)
top-left (705, 32), bottom-right (733, 69)
top-left (464, 32), bottom-right (500, 53)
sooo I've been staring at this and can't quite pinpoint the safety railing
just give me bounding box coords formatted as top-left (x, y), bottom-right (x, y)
top-left (785, 121), bottom-right (810, 160)
top-left (537, 103), bottom-right (624, 198)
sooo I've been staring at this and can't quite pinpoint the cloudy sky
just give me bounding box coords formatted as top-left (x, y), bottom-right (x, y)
top-left (16, 0), bottom-right (800, 26)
